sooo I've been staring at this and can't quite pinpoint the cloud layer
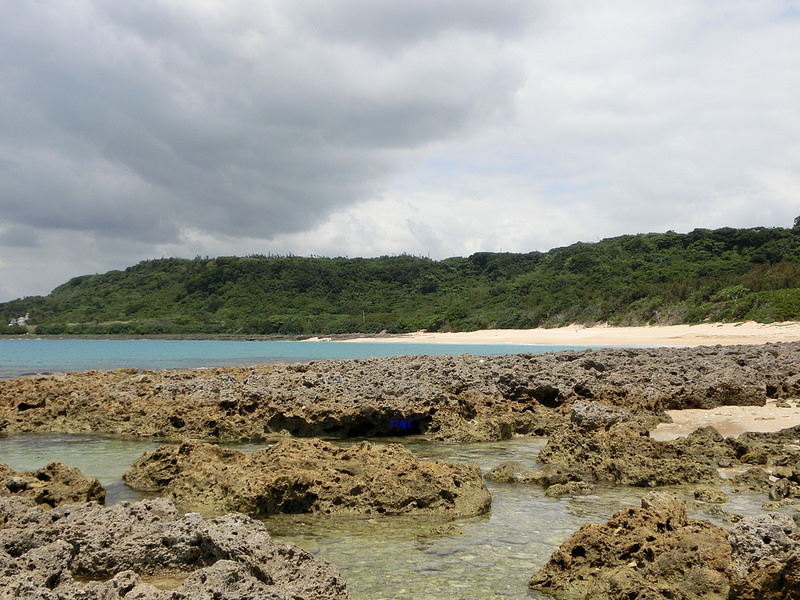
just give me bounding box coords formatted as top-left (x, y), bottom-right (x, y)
top-left (1, 0), bottom-right (799, 300)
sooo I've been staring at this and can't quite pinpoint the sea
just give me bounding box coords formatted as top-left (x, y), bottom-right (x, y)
top-left (0, 337), bottom-right (596, 379)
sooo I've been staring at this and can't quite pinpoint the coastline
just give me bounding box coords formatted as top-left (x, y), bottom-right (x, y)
top-left (337, 321), bottom-right (800, 347)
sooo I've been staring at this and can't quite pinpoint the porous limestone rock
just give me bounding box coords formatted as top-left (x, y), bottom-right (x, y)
top-left (3, 342), bottom-right (799, 442)
top-left (0, 495), bottom-right (349, 599)
top-left (0, 461), bottom-right (105, 507)
top-left (727, 512), bottom-right (800, 600)
top-left (538, 402), bottom-right (721, 486)
top-left (529, 492), bottom-right (731, 600)
top-left (124, 438), bottom-right (492, 519)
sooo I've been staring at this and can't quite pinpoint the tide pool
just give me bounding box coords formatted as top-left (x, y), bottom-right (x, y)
top-left (0, 338), bottom-right (595, 379)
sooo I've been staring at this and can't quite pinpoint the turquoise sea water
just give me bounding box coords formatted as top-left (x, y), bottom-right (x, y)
top-left (0, 338), bottom-right (593, 378)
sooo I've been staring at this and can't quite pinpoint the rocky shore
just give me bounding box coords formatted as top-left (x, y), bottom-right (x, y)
top-left (1, 461), bottom-right (105, 507)
top-left (1, 341), bottom-right (799, 442)
top-left (529, 492), bottom-right (800, 600)
top-left (0, 496), bottom-right (349, 599)
top-left (2, 341), bottom-right (800, 599)
top-left (123, 438), bottom-right (491, 518)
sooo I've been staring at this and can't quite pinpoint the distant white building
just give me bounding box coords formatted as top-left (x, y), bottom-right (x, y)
top-left (8, 313), bottom-right (29, 327)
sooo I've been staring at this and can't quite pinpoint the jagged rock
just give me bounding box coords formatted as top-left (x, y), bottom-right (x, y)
top-left (694, 488), bottom-right (729, 504)
top-left (538, 417), bottom-right (721, 487)
top-left (769, 478), bottom-right (792, 500)
top-left (124, 438), bottom-right (491, 519)
top-left (0, 461), bottom-right (105, 507)
top-left (484, 461), bottom-right (538, 483)
top-left (569, 399), bottom-right (636, 431)
top-left (529, 492), bottom-right (731, 599)
top-left (729, 467), bottom-right (773, 492)
top-left (0, 496), bottom-right (348, 599)
top-left (727, 513), bottom-right (800, 600)
top-left (429, 410), bottom-right (515, 442)
top-left (3, 342), bottom-right (800, 442)
top-left (732, 425), bottom-right (800, 468)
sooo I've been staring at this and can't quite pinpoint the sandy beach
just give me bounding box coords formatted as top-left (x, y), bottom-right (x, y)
top-left (340, 321), bottom-right (800, 347)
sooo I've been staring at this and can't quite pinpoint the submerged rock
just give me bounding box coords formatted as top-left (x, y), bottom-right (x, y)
top-left (124, 438), bottom-right (491, 519)
top-left (0, 461), bottom-right (105, 507)
top-left (0, 496), bottom-right (349, 599)
top-left (484, 461), bottom-right (579, 487)
top-left (529, 492), bottom-right (731, 599)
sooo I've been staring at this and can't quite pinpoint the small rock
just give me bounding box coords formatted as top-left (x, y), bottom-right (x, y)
top-left (544, 481), bottom-right (594, 497)
top-left (694, 488), bottom-right (729, 504)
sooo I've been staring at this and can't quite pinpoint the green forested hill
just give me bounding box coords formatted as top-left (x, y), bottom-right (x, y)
top-left (3, 223), bottom-right (800, 335)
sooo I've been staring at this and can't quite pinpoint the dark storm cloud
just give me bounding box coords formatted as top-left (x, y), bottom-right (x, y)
top-left (0, 0), bottom-right (530, 244)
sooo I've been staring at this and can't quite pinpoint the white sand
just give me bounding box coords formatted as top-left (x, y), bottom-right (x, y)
top-left (650, 400), bottom-right (800, 441)
top-left (341, 321), bottom-right (800, 347)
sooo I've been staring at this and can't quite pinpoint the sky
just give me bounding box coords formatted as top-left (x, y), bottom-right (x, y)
top-left (1, 0), bottom-right (800, 302)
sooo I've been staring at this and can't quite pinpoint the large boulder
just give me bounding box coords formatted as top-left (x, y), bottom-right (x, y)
top-left (0, 461), bottom-right (105, 507)
top-left (727, 512), bottom-right (800, 600)
top-left (124, 438), bottom-right (491, 519)
top-left (529, 492), bottom-right (731, 599)
top-left (0, 496), bottom-right (348, 599)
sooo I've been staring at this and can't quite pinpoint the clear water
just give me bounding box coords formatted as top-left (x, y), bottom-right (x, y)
top-left (0, 433), bottom-right (771, 600)
top-left (0, 338), bottom-right (599, 379)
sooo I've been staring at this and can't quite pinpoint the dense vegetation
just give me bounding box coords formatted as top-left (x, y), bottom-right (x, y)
top-left (3, 222), bottom-right (800, 336)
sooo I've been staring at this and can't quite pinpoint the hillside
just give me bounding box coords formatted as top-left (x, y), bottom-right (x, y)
top-left (3, 223), bottom-right (800, 336)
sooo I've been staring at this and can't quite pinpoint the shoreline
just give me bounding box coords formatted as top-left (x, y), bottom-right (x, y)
top-left (336, 321), bottom-right (800, 347)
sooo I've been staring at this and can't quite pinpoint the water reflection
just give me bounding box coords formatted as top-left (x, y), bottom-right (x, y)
top-left (0, 433), bottom-right (776, 600)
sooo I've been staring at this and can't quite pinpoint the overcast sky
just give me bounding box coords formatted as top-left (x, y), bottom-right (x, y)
top-left (2, 0), bottom-right (799, 301)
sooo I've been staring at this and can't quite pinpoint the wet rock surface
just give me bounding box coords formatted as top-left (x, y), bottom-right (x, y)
top-left (2, 341), bottom-right (799, 442)
top-left (124, 438), bottom-right (492, 519)
top-left (529, 492), bottom-right (732, 600)
top-left (0, 495), bottom-right (349, 600)
top-left (0, 461), bottom-right (105, 507)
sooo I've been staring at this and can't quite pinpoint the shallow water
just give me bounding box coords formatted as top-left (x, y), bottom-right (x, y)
top-left (0, 433), bottom-right (773, 600)
top-left (0, 338), bottom-right (595, 379)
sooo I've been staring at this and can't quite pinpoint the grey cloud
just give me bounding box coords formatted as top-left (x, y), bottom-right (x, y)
top-left (285, 0), bottom-right (541, 51)
top-left (0, 226), bottom-right (40, 248)
top-left (0, 1), bottom-right (527, 244)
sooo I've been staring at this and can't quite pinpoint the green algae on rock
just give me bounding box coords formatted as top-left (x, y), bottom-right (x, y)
top-left (124, 438), bottom-right (491, 519)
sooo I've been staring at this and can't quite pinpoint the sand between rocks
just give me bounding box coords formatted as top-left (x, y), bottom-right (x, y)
top-left (650, 400), bottom-right (800, 441)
